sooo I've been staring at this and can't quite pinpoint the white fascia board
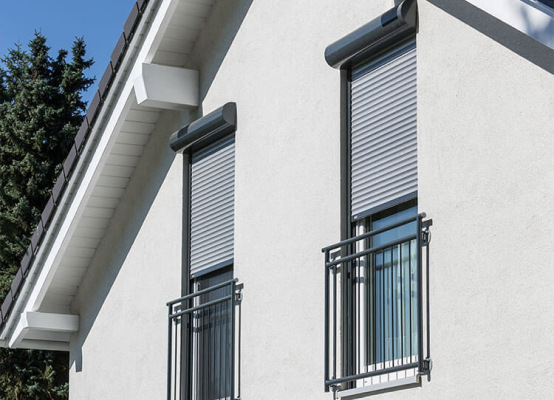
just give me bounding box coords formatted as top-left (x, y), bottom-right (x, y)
top-left (134, 63), bottom-right (199, 109)
top-left (9, 312), bottom-right (78, 349)
top-left (464, 0), bottom-right (554, 49)
top-left (0, 0), bottom-right (188, 343)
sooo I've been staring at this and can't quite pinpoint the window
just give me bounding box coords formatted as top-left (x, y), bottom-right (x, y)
top-left (167, 104), bottom-right (241, 400)
top-left (190, 267), bottom-right (235, 400)
top-left (350, 200), bottom-right (420, 388)
top-left (323, 1), bottom-right (431, 396)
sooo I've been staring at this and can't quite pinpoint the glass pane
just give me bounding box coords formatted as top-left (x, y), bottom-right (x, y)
top-left (192, 268), bottom-right (233, 400)
top-left (370, 204), bottom-right (417, 364)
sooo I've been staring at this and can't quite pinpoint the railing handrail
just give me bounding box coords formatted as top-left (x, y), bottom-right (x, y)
top-left (169, 294), bottom-right (233, 319)
top-left (166, 278), bottom-right (238, 306)
top-left (321, 212), bottom-right (426, 253)
top-left (325, 233), bottom-right (417, 268)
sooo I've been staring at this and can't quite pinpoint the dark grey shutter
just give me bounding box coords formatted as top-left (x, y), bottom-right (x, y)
top-left (190, 136), bottom-right (235, 277)
top-left (351, 41), bottom-right (417, 219)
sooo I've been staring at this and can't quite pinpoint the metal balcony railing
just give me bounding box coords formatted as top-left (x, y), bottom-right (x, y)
top-left (323, 213), bottom-right (432, 392)
top-left (167, 279), bottom-right (242, 400)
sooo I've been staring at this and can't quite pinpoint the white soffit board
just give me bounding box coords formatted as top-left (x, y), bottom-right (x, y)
top-left (150, 0), bottom-right (215, 66)
top-left (465, 0), bottom-right (554, 49)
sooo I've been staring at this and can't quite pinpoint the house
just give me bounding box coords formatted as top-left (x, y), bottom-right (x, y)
top-left (1, 0), bottom-right (553, 399)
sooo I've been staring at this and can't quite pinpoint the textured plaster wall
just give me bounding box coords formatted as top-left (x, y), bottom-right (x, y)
top-left (189, 1), bottom-right (392, 399)
top-left (415, 1), bottom-right (554, 399)
top-left (66, 0), bottom-right (554, 398)
top-left (68, 109), bottom-right (185, 400)
top-left (190, 0), bottom-right (554, 399)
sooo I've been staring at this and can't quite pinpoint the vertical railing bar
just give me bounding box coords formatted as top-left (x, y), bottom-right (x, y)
top-left (223, 296), bottom-right (228, 399)
top-left (399, 242), bottom-right (403, 365)
top-left (231, 280), bottom-right (236, 399)
top-left (408, 240), bottom-right (414, 362)
top-left (333, 264), bottom-right (337, 382)
top-left (372, 251), bottom-right (376, 370)
top-left (174, 315), bottom-right (179, 400)
top-left (381, 250), bottom-right (385, 368)
top-left (200, 298), bottom-right (205, 400)
top-left (426, 233), bottom-right (431, 379)
top-left (196, 309), bottom-right (200, 400)
top-left (224, 299), bottom-right (227, 399)
top-left (390, 247), bottom-right (395, 367)
top-left (183, 307), bottom-right (190, 400)
top-left (346, 258), bottom-right (352, 382)
top-left (417, 215), bottom-right (423, 373)
top-left (237, 288), bottom-right (242, 399)
top-left (356, 251), bottom-right (360, 376)
top-left (219, 300), bottom-right (224, 397)
top-left (364, 248), bottom-right (369, 372)
top-left (218, 300), bottom-right (222, 400)
top-left (324, 250), bottom-right (330, 391)
top-left (211, 304), bottom-right (215, 400)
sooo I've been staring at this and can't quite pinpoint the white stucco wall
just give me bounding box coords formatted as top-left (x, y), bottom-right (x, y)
top-left (189, 1), bottom-right (405, 399)
top-left (66, 0), bottom-right (554, 399)
top-left (416, 1), bottom-right (554, 398)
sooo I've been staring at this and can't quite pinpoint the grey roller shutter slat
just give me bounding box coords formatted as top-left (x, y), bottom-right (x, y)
top-left (190, 136), bottom-right (235, 276)
top-left (351, 43), bottom-right (416, 219)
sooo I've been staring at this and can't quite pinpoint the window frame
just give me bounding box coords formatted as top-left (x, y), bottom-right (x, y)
top-left (183, 134), bottom-right (236, 400)
top-left (326, 5), bottom-right (431, 392)
top-left (167, 103), bottom-right (240, 400)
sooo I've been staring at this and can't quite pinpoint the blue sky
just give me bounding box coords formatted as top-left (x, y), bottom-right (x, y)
top-left (0, 0), bottom-right (137, 105)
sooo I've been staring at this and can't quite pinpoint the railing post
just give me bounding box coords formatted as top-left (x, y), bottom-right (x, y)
top-left (416, 214), bottom-right (424, 374)
top-left (324, 250), bottom-right (330, 392)
top-left (231, 280), bottom-right (236, 400)
top-left (167, 305), bottom-right (173, 400)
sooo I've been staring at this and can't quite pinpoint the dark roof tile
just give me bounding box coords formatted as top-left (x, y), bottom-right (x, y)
top-left (41, 196), bottom-right (55, 228)
top-left (98, 62), bottom-right (115, 99)
top-left (138, 0), bottom-right (148, 12)
top-left (124, 4), bottom-right (140, 42)
top-left (10, 269), bottom-right (23, 297)
top-left (30, 220), bottom-right (45, 253)
top-left (74, 119), bottom-right (90, 151)
top-left (20, 245), bottom-right (34, 276)
top-left (63, 144), bottom-right (78, 178)
top-left (111, 33), bottom-right (127, 70)
top-left (52, 171), bottom-right (67, 204)
top-left (86, 91), bottom-right (102, 126)
top-left (1, 292), bottom-right (13, 321)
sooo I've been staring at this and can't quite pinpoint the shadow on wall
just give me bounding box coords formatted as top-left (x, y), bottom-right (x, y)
top-left (187, 0), bottom-right (254, 105)
top-left (428, 0), bottom-right (554, 73)
top-left (69, 109), bottom-right (180, 373)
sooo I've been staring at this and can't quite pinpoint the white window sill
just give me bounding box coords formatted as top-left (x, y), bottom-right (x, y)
top-left (337, 375), bottom-right (420, 399)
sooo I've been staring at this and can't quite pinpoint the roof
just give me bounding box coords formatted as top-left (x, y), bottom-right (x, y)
top-left (0, 0), bottom-right (214, 351)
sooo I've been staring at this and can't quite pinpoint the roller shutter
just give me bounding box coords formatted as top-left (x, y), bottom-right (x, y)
top-left (351, 41), bottom-right (417, 219)
top-left (190, 136), bottom-right (235, 277)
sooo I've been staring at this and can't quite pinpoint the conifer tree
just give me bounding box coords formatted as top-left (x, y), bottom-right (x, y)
top-left (0, 32), bottom-right (93, 399)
